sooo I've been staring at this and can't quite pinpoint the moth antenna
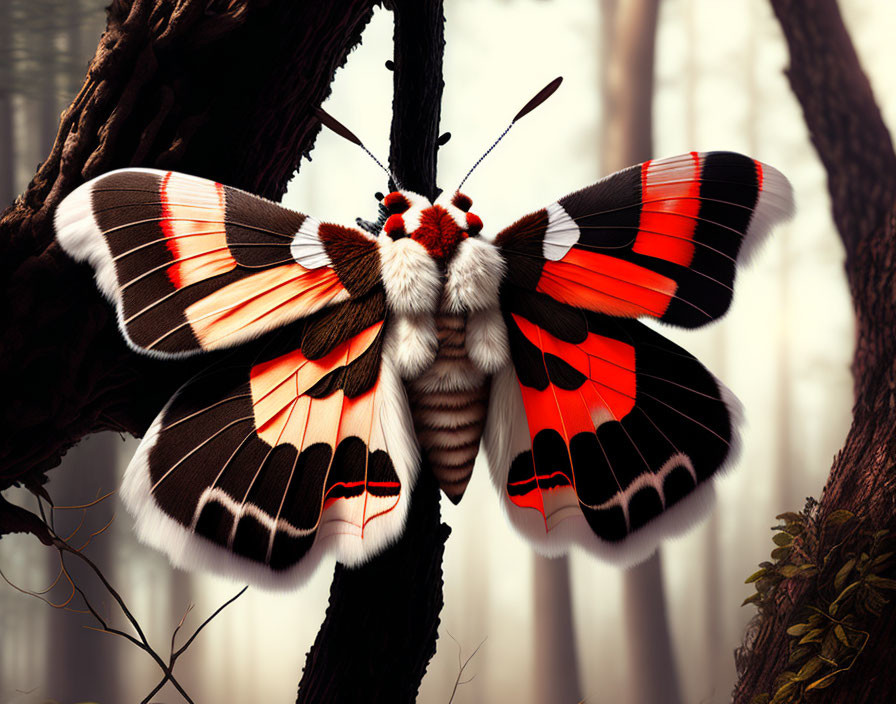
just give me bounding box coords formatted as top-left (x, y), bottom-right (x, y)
top-left (315, 107), bottom-right (400, 188)
top-left (456, 76), bottom-right (562, 192)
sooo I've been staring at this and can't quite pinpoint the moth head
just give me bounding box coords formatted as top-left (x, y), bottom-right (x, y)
top-left (381, 189), bottom-right (481, 262)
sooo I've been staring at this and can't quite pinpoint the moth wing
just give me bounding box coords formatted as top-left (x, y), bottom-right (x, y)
top-left (494, 151), bottom-right (793, 328)
top-left (55, 168), bottom-right (380, 358)
top-left (120, 292), bottom-right (418, 588)
top-left (484, 291), bottom-right (740, 564)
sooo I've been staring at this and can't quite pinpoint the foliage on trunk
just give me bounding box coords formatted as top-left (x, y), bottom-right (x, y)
top-left (733, 2), bottom-right (896, 701)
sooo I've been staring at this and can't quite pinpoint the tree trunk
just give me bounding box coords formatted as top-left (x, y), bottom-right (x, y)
top-left (733, 1), bottom-right (896, 702)
top-left (600, 1), bottom-right (683, 703)
top-left (533, 554), bottom-right (583, 703)
top-left (295, 2), bottom-right (449, 701)
top-left (0, 0), bottom-right (378, 493)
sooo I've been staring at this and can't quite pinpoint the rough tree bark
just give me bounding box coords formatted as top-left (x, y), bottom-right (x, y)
top-left (0, 0), bottom-right (378, 495)
top-left (732, 1), bottom-right (896, 701)
top-left (600, 1), bottom-right (684, 703)
top-left (295, 1), bottom-right (449, 700)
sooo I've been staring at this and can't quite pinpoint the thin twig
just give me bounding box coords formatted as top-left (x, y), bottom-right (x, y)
top-left (53, 489), bottom-right (116, 511)
top-left (54, 539), bottom-right (195, 703)
top-left (75, 513), bottom-right (116, 551)
top-left (145, 586), bottom-right (248, 702)
top-left (2, 494), bottom-right (247, 704)
top-left (446, 632), bottom-right (487, 704)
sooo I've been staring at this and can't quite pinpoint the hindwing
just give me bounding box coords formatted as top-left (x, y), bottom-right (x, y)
top-left (120, 291), bottom-right (419, 587)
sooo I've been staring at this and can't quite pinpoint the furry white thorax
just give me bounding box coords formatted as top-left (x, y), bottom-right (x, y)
top-left (444, 237), bottom-right (505, 314)
top-left (384, 313), bottom-right (438, 379)
top-left (377, 235), bottom-right (441, 314)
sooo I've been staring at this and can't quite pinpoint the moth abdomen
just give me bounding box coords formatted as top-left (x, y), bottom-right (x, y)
top-left (409, 312), bottom-right (489, 503)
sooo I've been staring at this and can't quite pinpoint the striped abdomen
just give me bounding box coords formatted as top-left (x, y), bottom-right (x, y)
top-left (408, 313), bottom-right (489, 504)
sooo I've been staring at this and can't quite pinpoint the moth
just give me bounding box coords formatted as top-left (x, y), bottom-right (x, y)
top-left (54, 78), bottom-right (793, 588)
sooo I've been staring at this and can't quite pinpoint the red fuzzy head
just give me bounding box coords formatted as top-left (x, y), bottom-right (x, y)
top-left (411, 205), bottom-right (467, 261)
top-left (380, 190), bottom-right (485, 262)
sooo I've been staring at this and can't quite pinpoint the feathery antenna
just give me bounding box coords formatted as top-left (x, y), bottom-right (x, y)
top-left (315, 108), bottom-right (398, 188)
top-left (457, 76), bottom-right (563, 192)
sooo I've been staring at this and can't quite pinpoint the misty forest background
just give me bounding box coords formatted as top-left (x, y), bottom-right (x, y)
top-left (0, 0), bottom-right (892, 702)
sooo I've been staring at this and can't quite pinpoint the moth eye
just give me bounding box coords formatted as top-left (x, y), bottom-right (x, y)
top-left (452, 192), bottom-right (473, 212)
top-left (466, 212), bottom-right (482, 235)
top-left (384, 213), bottom-right (406, 239)
top-left (383, 192), bottom-right (411, 215)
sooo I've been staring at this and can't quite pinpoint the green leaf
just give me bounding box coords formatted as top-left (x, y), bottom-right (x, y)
top-left (779, 565), bottom-right (800, 578)
top-left (785, 522), bottom-right (805, 536)
top-left (866, 575), bottom-right (896, 590)
top-left (798, 628), bottom-right (825, 645)
top-left (786, 622), bottom-right (811, 637)
top-left (742, 592), bottom-right (762, 607)
top-left (773, 532), bottom-right (793, 547)
top-left (872, 551), bottom-right (894, 569)
top-left (834, 624), bottom-right (851, 647)
top-left (820, 630), bottom-right (840, 660)
top-left (771, 547), bottom-right (792, 561)
top-left (794, 656), bottom-right (824, 682)
top-left (770, 683), bottom-right (795, 704)
top-left (746, 568), bottom-right (768, 584)
top-left (805, 672), bottom-right (839, 691)
top-left (829, 580), bottom-right (861, 616)
top-left (787, 645), bottom-right (814, 665)
top-left (863, 586), bottom-right (889, 616)
top-left (834, 558), bottom-right (856, 592)
top-left (826, 509), bottom-right (854, 527)
top-left (776, 512), bottom-right (802, 523)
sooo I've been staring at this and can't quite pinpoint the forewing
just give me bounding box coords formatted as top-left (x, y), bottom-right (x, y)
top-left (55, 168), bottom-right (380, 357)
top-left (120, 291), bottom-right (418, 588)
top-left (484, 291), bottom-right (739, 563)
top-left (495, 152), bottom-right (793, 328)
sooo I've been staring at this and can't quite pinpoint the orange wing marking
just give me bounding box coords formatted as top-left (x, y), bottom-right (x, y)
top-left (249, 321), bottom-right (383, 446)
top-left (536, 248), bottom-right (678, 318)
top-left (184, 264), bottom-right (349, 350)
top-left (161, 172), bottom-right (237, 288)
